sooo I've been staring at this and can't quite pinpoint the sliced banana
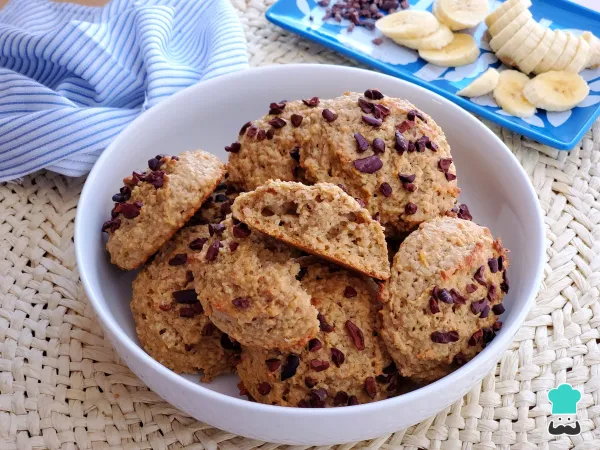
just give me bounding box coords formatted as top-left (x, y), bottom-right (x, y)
top-left (495, 19), bottom-right (538, 66)
top-left (534, 30), bottom-right (568, 74)
top-left (519, 28), bottom-right (554, 75)
top-left (508, 23), bottom-right (547, 67)
top-left (564, 36), bottom-right (590, 73)
top-left (551, 32), bottom-right (579, 71)
top-left (489, 10), bottom-right (531, 53)
top-left (493, 70), bottom-right (536, 117)
top-left (457, 68), bottom-right (500, 97)
top-left (582, 32), bottom-right (600, 69)
top-left (523, 71), bottom-right (589, 111)
top-left (485, 0), bottom-right (532, 28)
top-left (419, 33), bottom-right (480, 67)
top-left (434, 0), bottom-right (488, 31)
top-left (376, 11), bottom-right (440, 40)
top-left (393, 24), bottom-right (454, 50)
top-left (488, 0), bottom-right (532, 37)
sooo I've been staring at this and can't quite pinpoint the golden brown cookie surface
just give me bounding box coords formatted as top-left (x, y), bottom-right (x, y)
top-left (237, 261), bottom-right (394, 407)
top-left (131, 225), bottom-right (239, 381)
top-left (381, 217), bottom-right (508, 383)
top-left (103, 150), bottom-right (226, 270)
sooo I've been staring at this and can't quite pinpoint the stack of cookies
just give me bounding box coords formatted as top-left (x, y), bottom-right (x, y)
top-left (102, 90), bottom-right (509, 407)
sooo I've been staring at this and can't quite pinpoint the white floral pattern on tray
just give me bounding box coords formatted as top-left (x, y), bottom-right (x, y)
top-left (268, 0), bottom-right (600, 149)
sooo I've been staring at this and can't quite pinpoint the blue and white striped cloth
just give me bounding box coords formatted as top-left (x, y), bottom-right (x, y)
top-left (0, 0), bottom-right (248, 181)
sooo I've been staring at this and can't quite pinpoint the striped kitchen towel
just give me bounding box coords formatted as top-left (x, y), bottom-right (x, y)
top-left (0, 0), bottom-right (248, 182)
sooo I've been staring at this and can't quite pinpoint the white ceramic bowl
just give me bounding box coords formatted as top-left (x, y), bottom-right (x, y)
top-left (75, 64), bottom-right (545, 445)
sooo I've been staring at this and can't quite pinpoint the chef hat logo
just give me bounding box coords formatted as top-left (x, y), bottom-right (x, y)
top-left (548, 384), bottom-right (581, 415)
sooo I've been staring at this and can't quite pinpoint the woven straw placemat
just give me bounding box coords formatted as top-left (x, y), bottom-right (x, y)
top-left (2, 1), bottom-right (600, 448)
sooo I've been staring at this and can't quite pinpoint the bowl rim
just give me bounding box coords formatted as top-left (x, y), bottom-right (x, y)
top-left (75, 63), bottom-right (545, 418)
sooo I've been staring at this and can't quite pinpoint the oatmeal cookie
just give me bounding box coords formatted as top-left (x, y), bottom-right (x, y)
top-left (237, 261), bottom-right (395, 407)
top-left (102, 151), bottom-right (226, 270)
top-left (231, 180), bottom-right (390, 280)
top-left (190, 217), bottom-right (319, 350)
top-left (131, 225), bottom-right (239, 381)
top-left (380, 217), bottom-right (509, 383)
top-left (226, 91), bottom-right (459, 236)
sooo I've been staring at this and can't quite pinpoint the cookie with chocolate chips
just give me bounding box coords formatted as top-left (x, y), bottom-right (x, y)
top-left (131, 225), bottom-right (239, 381)
top-left (189, 217), bottom-right (319, 350)
top-left (236, 261), bottom-right (394, 407)
top-left (380, 217), bottom-right (509, 383)
top-left (103, 150), bottom-right (226, 270)
top-left (299, 91), bottom-right (460, 236)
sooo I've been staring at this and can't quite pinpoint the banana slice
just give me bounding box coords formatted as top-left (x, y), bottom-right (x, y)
top-left (485, 0), bottom-right (532, 28)
top-left (457, 68), bottom-right (500, 97)
top-left (582, 32), bottom-right (600, 69)
top-left (488, 0), bottom-right (532, 37)
top-left (564, 36), bottom-right (590, 73)
top-left (493, 70), bottom-right (536, 117)
top-left (376, 11), bottom-right (440, 40)
top-left (419, 33), bottom-right (480, 67)
top-left (551, 32), bottom-right (579, 71)
top-left (434, 0), bottom-right (488, 31)
top-left (534, 30), bottom-right (568, 74)
top-left (519, 28), bottom-right (554, 75)
top-left (489, 10), bottom-right (531, 53)
top-left (507, 23), bottom-right (546, 67)
top-left (495, 19), bottom-right (538, 66)
top-left (523, 71), bottom-right (589, 111)
top-left (393, 25), bottom-right (454, 50)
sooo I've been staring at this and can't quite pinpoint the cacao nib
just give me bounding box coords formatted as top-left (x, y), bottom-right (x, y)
top-left (492, 303), bottom-right (505, 315)
top-left (395, 130), bottom-right (409, 154)
top-left (101, 217), bottom-right (121, 233)
top-left (266, 358), bottom-right (281, 372)
top-left (372, 138), bottom-right (385, 154)
top-left (364, 377), bottom-right (377, 398)
top-left (431, 330), bottom-right (459, 343)
top-left (268, 117), bottom-right (287, 128)
top-left (345, 320), bottom-right (365, 350)
top-left (281, 354), bottom-right (300, 381)
top-left (362, 115), bottom-right (382, 127)
top-left (334, 391), bottom-right (349, 406)
top-left (331, 348), bottom-right (345, 367)
top-left (239, 121), bottom-right (252, 135)
top-left (364, 89), bottom-right (384, 100)
top-left (225, 142), bottom-right (241, 153)
top-left (173, 289), bottom-right (198, 304)
top-left (322, 109), bottom-right (338, 122)
top-left (379, 182), bottom-right (392, 197)
top-left (205, 241), bottom-right (220, 261)
top-left (232, 297), bottom-right (250, 309)
top-left (189, 237), bottom-right (208, 250)
top-left (344, 286), bottom-right (358, 298)
top-left (353, 155), bottom-right (383, 173)
top-left (310, 359), bottom-right (330, 372)
top-left (308, 338), bottom-right (323, 352)
top-left (233, 222), bottom-right (251, 238)
top-left (257, 382), bottom-right (272, 395)
top-left (354, 133), bottom-right (370, 152)
top-left (168, 253), bottom-right (187, 266)
top-left (302, 97), bottom-right (320, 107)
top-left (469, 329), bottom-right (483, 346)
top-left (474, 266), bottom-right (486, 285)
top-left (318, 312), bottom-right (334, 332)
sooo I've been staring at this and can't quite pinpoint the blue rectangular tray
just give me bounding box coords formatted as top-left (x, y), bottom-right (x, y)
top-left (266, 0), bottom-right (600, 150)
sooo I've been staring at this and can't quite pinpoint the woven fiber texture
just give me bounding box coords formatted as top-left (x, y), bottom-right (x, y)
top-left (2, 0), bottom-right (600, 448)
